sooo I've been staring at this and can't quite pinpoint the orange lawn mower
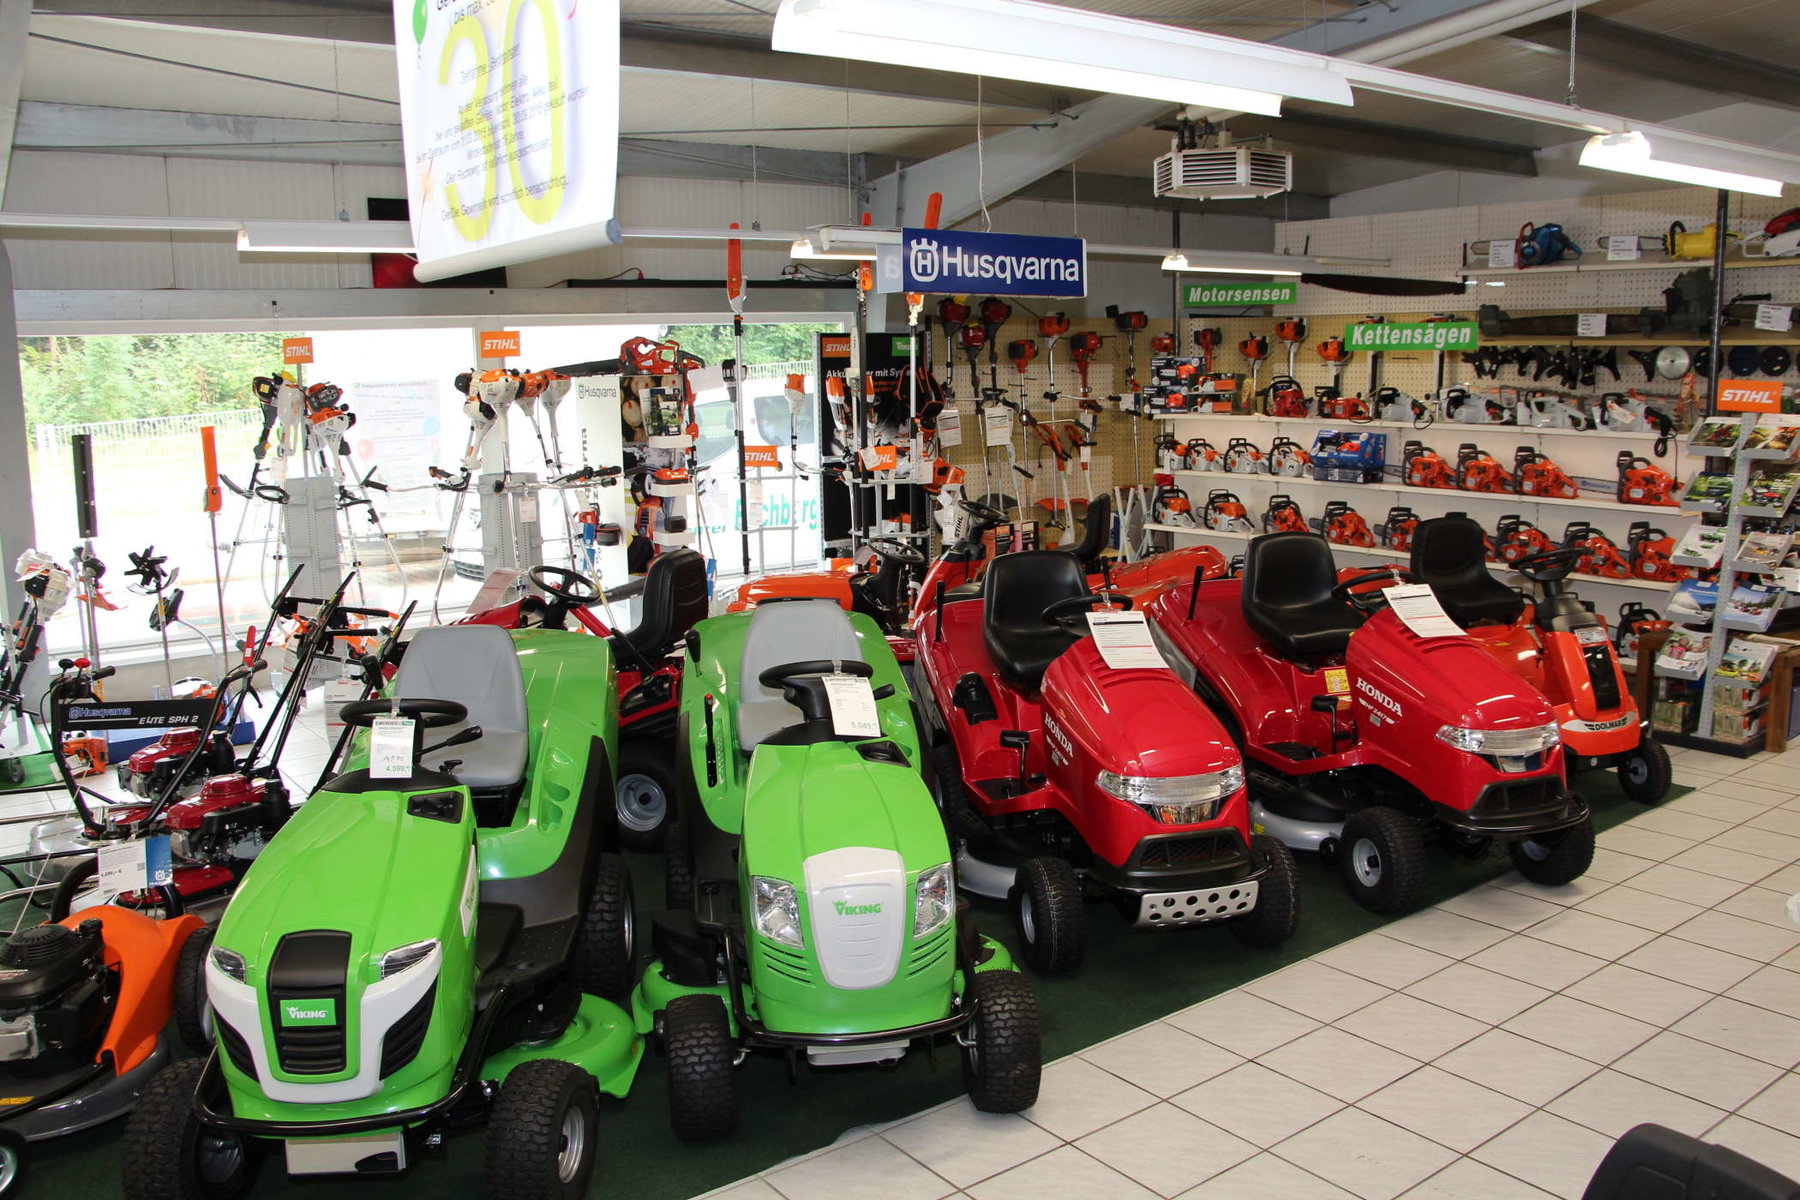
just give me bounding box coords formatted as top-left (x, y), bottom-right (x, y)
top-left (1563, 521), bottom-right (1634, 579)
top-left (1404, 441), bottom-right (1457, 489)
top-left (1262, 375), bottom-right (1310, 418)
top-left (1514, 447), bottom-right (1582, 499)
top-left (1626, 521), bottom-right (1691, 583)
top-left (1317, 500), bottom-right (1377, 547)
top-left (1203, 490), bottom-right (1256, 533)
top-left (1455, 443), bottom-right (1515, 493)
top-left (1376, 506), bottom-right (1422, 551)
top-left (1617, 452), bottom-right (1679, 507)
top-left (1262, 494), bottom-right (1309, 534)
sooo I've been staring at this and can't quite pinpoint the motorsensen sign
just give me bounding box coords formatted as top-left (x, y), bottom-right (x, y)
top-left (1345, 321), bottom-right (1479, 352)
top-left (901, 229), bottom-right (1086, 298)
top-left (1185, 282), bottom-right (1298, 306)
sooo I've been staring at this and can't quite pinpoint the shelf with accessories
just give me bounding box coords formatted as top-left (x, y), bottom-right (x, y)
top-left (1165, 468), bottom-right (1700, 516)
top-left (1150, 410), bottom-right (1673, 443)
top-left (1460, 254), bottom-right (1800, 279)
top-left (1480, 334), bottom-right (1800, 347)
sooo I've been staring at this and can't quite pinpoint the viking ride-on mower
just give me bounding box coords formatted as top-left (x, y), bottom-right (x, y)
top-left (462, 552), bottom-right (709, 850)
top-left (914, 549), bottom-right (1299, 975)
top-left (1143, 531), bottom-right (1595, 914)
top-left (1408, 515), bottom-right (1671, 804)
top-left (636, 598), bottom-right (1041, 1142)
top-left (730, 537), bottom-right (929, 638)
top-left (122, 623), bottom-right (641, 1199)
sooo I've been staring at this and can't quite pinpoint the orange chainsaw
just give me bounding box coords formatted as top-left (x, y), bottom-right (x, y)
top-left (1262, 494), bottom-right (1309, 534)
top-left (1494, 514), bottom-right (1558, 565)
top-left (1318, 500), bottom-right (1376, 547)
top-left (1377, 506), bottom-right (1421, 551)
top-left (1404, 441), bottom-right (1456, 489)
top-left (1626, 521), bottom-right (1690, 582)
top-left (1455, 444), bottom-right (1515, 493)
top-left (1616, 452), bottom-right (1679, 507)
top-left (1513, 446), bottom-right (1581, 499)
top-left (1564, 521), bottom-right (1633, 578)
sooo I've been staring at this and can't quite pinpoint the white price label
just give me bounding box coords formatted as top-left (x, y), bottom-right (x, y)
top-left (97, 836), bottom-right (172, 895)
top-left (1085, 610), bottom-right (1165, 669)
top-left (984, 408), bottom-right (1013, 447)
top-left (517, 493), bottom-right (539, 524)
top-left (823, 674), bottom-right (882, 739)
top-left (1488, 239), bottom-right (1517, 269)
top-left (324, 680), bottom-right (362, 729)
top-left (687, 365), bottom-right (727, 395)
top-left (1776, 567), bottom-right (1800, 593)
top-left (1385, 583), bottom-right (1467, 639)
top-left (745, 480), bottom-right (764, 527)
top-left (1079, 444), bottom-right (1092, 468)
top-left (370, 715), bottom-right (416, 779)
top-left (1577, 313), bottom-right (1609, 338)
top-left (1605, 236), bottom-right (1641, 261)
top-left (1756, 304), bottom-right (1794, 333)
top-left (937, 406), bottom-right (963, 448)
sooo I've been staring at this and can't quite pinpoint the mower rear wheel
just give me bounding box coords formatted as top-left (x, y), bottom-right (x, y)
top-left (932, 743), bottom-right (992, 848)
top-left (961, 970), bottom-right (1042, 1114)
top-left (615, 737), bottom-right (676, 852)
top-left (120, 1057), bottom-right (259, 1200)
top-left (1009, 857), bottom-right (1084, 975)
top-left (1339, 807), bottom-right (1426, 914)
top-left (1617, 739), bottom-right (1672, 805)
top-left (572, 853), bottom-right (635, 1001)
top-left (664, 822), bottom-right (694, 910)
top-left (484, 1059), bottom-right (600, 1200)
top-left (1509, 816), bottom-right (1596, 886)
top-left (1229, 835), bottom-right (1301, 948)
top-left (175, 924), bottom-right (217, 1055)
top-left (0, 1129), bottom-right (25, 1196)
top-left (664, 994), bottom-right (738, 1142)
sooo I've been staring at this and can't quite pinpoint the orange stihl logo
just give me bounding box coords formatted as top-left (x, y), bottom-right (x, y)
top-left (744, 446), bottom-right (781, 469)
top-left (480, 331), bottom-right (520, 357)
top-left (1717, 379), bottom-right (1782, 413)
top-left (281, 338), bottom-right (314, 364)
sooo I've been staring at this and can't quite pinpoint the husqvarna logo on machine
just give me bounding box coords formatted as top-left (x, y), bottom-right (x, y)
top-left (1356, 678), bottom-right (1403, 717)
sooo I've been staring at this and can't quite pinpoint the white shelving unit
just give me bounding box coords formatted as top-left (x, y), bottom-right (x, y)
top-left (1153, 412), bottom-right (1670, 445)
top-left (1166, 468), bottom-right (1686, 517)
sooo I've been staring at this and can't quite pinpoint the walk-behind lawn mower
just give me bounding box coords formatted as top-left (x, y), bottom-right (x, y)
top-left (914, 550), bottom-right (1299, 974)
top-left (637, 598), bottom-right (1041, 1141)
top-left (1408, 515), bottom-right (1671, 804)
top-left (1143, 532), bottom-right (1595, 914)
top-left (122, 623), bottom-right (640, 1199)
top-left (462, 551), bottom-right (709, 850)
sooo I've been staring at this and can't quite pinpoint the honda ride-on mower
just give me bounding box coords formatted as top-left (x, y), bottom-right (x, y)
top-left (914, 549), bottom-right (1299, 975)
top-left (1408, 515), bottom-right (1671, 804)
top-left (1143, 532), bottom-right (1595, 914)
top-left (637, 598), bottom-right (1040, 1141)
top-left (123, 623), bottom-right (640, 1200)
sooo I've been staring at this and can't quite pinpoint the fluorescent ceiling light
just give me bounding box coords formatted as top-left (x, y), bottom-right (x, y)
top-left (1161, 253), bottom-right (1304, 276)
top-left (1579, 132), bottom-right (1785, 199)
top-left (238, 220), bottom-right (415, 254)
top-left (773, 0), bottom-right (1355, 118)
top-left (790, 225), bottom-right (901, 260)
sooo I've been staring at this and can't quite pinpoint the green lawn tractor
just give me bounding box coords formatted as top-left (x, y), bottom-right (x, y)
top-left (634, 598), bottom-right (1041, 1141)
top-left (122, 624), bottom-right (641, 1199)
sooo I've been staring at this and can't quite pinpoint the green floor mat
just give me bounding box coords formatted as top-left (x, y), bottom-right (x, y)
top-left (26, 773), bottom-right (1680, 1199)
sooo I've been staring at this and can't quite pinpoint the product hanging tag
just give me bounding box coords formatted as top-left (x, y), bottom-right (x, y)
top-left (1383, 583), bottom-right (1467, 639)
top-left (1775, 566), bottom-right (1800, 593)
top-left (687, 365), bottom-right (727, 395)
top-left (1605, 235), bottom-right (1641, 262)
top-left (984, 408), bottom-right (1012, 447)
top-left (1488, 239), bottom-right (1517, 269)
top-left (517, 493), bottom-right (539, 524)
top-left (324, 679), bottom-right (362, 729)
top-left (98, 835), bottom-right (171, 895)
top-left (370, 716), bottom-right (416, 779)
top-left (1756, 304), bottom-right (1794, 333)
top-left (823, 673), bottom-right (882, 739)
top-left (1576, 313), bottom-right (1608, 338)
top-left (1085, 610), bottom-right (1165, 669)
top-left (1079, 444), bottom-right (1092, 468)
top-left (938, 406), bottom-right (963, 448)
top-left (745, 480), bottom-right (764, 526)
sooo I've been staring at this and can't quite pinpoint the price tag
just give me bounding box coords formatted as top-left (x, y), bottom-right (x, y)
top-left (823, 674), bottom-right (882, 739)
top-left (370, 715), bottom-right (416, 779)
top-left (1577, 313), bottom-right (1608, 338)
top-left (687, 365), bottom-right (727, 395)
top-left (1085, 610), bottom-right (1165, 669)
top-left (1079, 444), bottom-right (1092, 468)
top-left (745, 480), bottom-right (764, 526)
top-left (984, 408), bottom-right (1013, 447)
top-left (324, 679), bottom-right (362, 729)
top-left (1605, 236), bottom-right (1641, 262)
top-left (1756, 304), bottom-right (1794, 333)
top-left (937, 406), bottom-right (962, 448)
top-left (97, 836), bottom-right (172, 895)
top-left (1487, 239), bottom-right (1517, 269)
top-left (1384, 583), bottom-right (1467, 639)
top-left (1775, 567), bottom-right (1800, 593)
top-left (517, 493), bottom-right (539, 524)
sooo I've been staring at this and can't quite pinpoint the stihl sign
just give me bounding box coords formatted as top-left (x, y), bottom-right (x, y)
top-left (1717, 378), bottom-right (1784, 414)
top-left (479, 331), bottom-right (521, 357)
top-left (281, 337), bottom-right (314, 364)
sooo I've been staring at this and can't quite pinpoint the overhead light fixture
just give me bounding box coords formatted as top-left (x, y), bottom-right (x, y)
top-left (238, 220), bottom-right (415, 254)
top-left (790, 224), bottom-right (901, 261)
top-left (772, 0), bottom-right (1355, 118)
top-left (1161, 252), bottom-right (1304, 277)
top-left (1579, 132), bottom-right (1786, 199)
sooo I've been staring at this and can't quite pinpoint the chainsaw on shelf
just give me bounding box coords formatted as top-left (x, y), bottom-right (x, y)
top-left (1203, 490), bottom-right (1255, 533)
top-left (1617, 452), bottom-right (1679, 507)
top-left (1316, 500), bottom-right (1376, 548)
top-left (1512, 447), bottom-right (1581, 500)
top-left (1223, 437), bottom-right (1268, 474)
top-left (1318, 388), bottom-right (1371, 422)
top-left (1262, 494), bottom-right (1309, 534)
top-left (1269, 436), bottom-right (1311, 478)
top-left (1494, 514), bottom-right (1557, 565)
top-left (1564, 521), bottom-right (1633, 578)
top-left (1186, 437), bottom-right (1225, 472)
top-left (1262, 375), bottom-right (1309, 418)
top-left (1626, 521), bottom-right (1690, 583)
top-left (1152, 478), bottom-right (1199, 527)
top-left (1404, 441), bottom-right (1457, 489)
top-left (1455, 444), bottom-right (1515, 493)
top-left (1614, 603), bottom-right (1671, 662)
top-left (1376, 506), bottom-right (1421, 551)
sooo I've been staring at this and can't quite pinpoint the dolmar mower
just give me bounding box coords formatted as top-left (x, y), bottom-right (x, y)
top-left (1563, 522), bottom-right (1634, 579)
top-left (1376, 507), bottom-right (1421, 552)
top-left (1514, 447), bottom-right (1581, 500)
top-left (1223, 438), bottom-right (1268, 474)
top-left (1269, 437), bottom-right (1311, 478)
top-left (1495, 515), bottom-right (1558, 566)
top-left (1617, 452), bottom-right (1679, 507)
top-left (1626, 522), bottom-right (1690, 584)
top-left (1411, 516), bottom-right (1672, 805)
top-left (1153, 480), bottom-right (1199, 528)
top-left (1404, 441), bottom-right (1457, 489)
top-left (1614, 603), bottom-right (1671, 663)
top-left (1317, 501), bottom-right (1376, 548)
top-left (1204, 492), bottom-right (1256, 534)
top-left (644, 600), bottom-right (1041, 1137)
top-left (1145, 533), bottom-right (1593, 914)
top-left (124, 623), bottom-right (641, 1199)
top-left (1261, 376), bottom-right (1310, 418)
top-left (1455, 444), bottom-right (1515, 493)
top-left (914, 551), bottom-right (1300, 972)
top-left (1185, 438), bottom-right (1225, 472)
top-left (1263, 495), bottom-right (1310, 535)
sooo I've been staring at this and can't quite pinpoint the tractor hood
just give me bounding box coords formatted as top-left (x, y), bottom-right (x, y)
top-left (1043, 639), bottom-right (1241, 778)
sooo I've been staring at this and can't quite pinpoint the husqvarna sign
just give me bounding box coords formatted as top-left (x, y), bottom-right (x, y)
top-left (901, 229), bottom-right (1087, 298)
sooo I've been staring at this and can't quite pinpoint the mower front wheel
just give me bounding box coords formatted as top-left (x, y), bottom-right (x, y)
top-left (664, 994), bottom-right (738, 1142)
top-left (1229, 835), bottom-right (1301, 948)
top-left (572, 853), bottom-right (635, 1001)
top-left (484, 1059), bottom-right (600, 1200)
top-left (1339, 807), bottom-right (1426, 914)
top-left (1509, 815), bottom-right (1596, 886)
top-left (1009, 857), bottom-right (1084, 975)
top-left (0, 1129), bottom-right (25, 1197)
top-left (1617, 739), bottom-right (1672, 805)
top-left (120, 1058), bottom-right (259, 1200)
top-left (615, 737), bottom-right (677, 852)
top-left (175, 924), bottom-right (217, 1055)
top-left (961, 970), bottom-right (1042, 1114)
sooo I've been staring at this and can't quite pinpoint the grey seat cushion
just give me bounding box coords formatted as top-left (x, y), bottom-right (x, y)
top-left (393, 625), bottom-right (529, 788)
top-left (737, 600), bottom-right (865, 750)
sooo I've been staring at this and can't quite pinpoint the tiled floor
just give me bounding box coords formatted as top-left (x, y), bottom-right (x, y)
top-left (705, 743), bottom-right (1800, 1200)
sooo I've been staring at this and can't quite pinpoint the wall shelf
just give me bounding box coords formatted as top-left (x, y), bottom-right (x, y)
top-left (1151, 411), bottom-right (1675, 443)
top-left (1165, 468), bottom-right (1693, 517)
top-left (1459, 253), bottom-right (1800, 279)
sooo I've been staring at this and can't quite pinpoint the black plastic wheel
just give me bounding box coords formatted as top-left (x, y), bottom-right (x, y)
top-left (932, 742), bottom-right (991, 847)
top-left (1228, 835), bottom-right (1301, 948)
top-left (664, 994), bottom-right (738, 1142)
top-left (1009, 857), bottom-right (1084, 975)
top-left (484, 1059), bottom-right (600, 1200)
top-left (0, 1129), bottom-right (26, 1197)
top-left (174, 924), bottom-right (216, 1055)
top-left (571, 853), bottom-right (635, 1001)
top-left (1617, 738), bottom-right (1672, 805)
top-left (52, 856), bottom-right (184, 924)
top-left (961, 970), bottom-right (1042, 1113)
top-left (1509, 815), bottom-right (1596, 885)
top-left (664, 822), bottom-right (694, 911)
top-left (615, 737), bottom-right (677, 852)
top-left (120, 1058), bottom-right (258, 1200)
top-left (1339, 807), bottom-right (1427, 914)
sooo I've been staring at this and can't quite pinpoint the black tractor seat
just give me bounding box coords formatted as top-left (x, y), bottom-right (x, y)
top-left (982, 550), bottom-right (1089, 692)
top-left (612, 547), bottom-right (708, 665)
top-left (1066, 492), bottom-right (1113, 573)
top-left (1410, 515), bottom-right (1525, 628)
top-left (1241, 532), bottom-right (1365, 660)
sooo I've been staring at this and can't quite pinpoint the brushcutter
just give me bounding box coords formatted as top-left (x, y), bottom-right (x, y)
top-left (1275, 318), bottom-right (1307, 378)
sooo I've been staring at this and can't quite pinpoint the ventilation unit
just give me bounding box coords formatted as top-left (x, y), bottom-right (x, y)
top-left (1154, 145), bottom-right (1294, 201)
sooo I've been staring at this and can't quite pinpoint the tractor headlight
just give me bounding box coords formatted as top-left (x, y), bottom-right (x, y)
top-left (913, 863), bottom-right (953, 940)
top-left (378, 939), bottom-right (439, 979)
top-left (209, 945), bottom-right (246, 983)
top-left (1098, 764), bottom-right (1243, 824)
top-left (1436, 722), bottom-right (1560, 769)
top-left (751, 876), bottom-right (804, 948)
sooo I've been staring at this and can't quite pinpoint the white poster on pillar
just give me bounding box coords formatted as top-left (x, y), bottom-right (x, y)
top-left (574, 375), bottom-right (630, 586)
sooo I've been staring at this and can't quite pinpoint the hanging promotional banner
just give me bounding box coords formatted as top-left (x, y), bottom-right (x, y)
top-left (1717, 378), bottom-right (1784, 414)
top-left (1345, 321), bottom-right (1479, 353)
top-left (897, 228), bottom-right (1086, 298)
top-left (1185, 281), bottom-right (1298, 307)
top-left (393, 0), bottom-right (621, 282)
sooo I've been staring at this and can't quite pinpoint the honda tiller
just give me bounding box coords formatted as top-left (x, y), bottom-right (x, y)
top-left (1318, 500), bottom-right (1376, 547)
top-left (1495, 515), bottom-right (1557, 565)
top-left (1617, 452), bottom-right (1679, 507)
top-left (1203, 491), bottom-right (1255, 533)
top-left (1404, 441), bottom-right (1457, 489)
top-left (1376, 507), bottom-right (1420, 551)
top-left (1514, 447), bottom-right (1581, 499)
top-left (1262, 494), bottom-right (1308, 534)
top-left (1269, 436), bottom-right (1311, 478)
top-left (1563, 521), bottom-right (1633, 579)
top-left (1626, 521), bottom-right (1689, 583)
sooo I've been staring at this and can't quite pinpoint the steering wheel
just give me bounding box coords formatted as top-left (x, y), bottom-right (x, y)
top-left (1042, 592), bottom-right (1132, 631)
top-left (338, 698), bottom-right (468, 729)
top-left (759, 659), bottom-right (874, 689)
top-left (866, 538), bottom-right (927, 568)
top-left (957, 497), bottom-right (1008, 528)
top-left (1331, 568), bottom-right (1410, 613)
top-left (1509, 545), bottom-right (1585, 583)
top-left (530, 565), bottom-right (601, 606)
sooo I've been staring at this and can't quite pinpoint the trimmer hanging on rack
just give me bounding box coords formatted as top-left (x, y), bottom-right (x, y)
top-left (1275, 319), bottom-right (1307, 378)
top-left (1070, 332), bottom-right (1103, 417)
top-left (726, 224), bottom-right (752, 579)
top-left (1194, 327), bottom-right (1223, 375)
top-left (1239, 333), bottom-right (1269, 396)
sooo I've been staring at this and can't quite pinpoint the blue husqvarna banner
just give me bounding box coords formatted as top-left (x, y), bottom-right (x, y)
top-left (899, 228), bottom-right (1087, 298)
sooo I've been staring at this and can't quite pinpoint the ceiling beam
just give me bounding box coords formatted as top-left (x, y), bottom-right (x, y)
top-left (1233, 111), bottom-right (1539, 177)
top-left (1507, 16), bottom-right (1800, 112)
top-left (0, 0), bottom-right (32, 205)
